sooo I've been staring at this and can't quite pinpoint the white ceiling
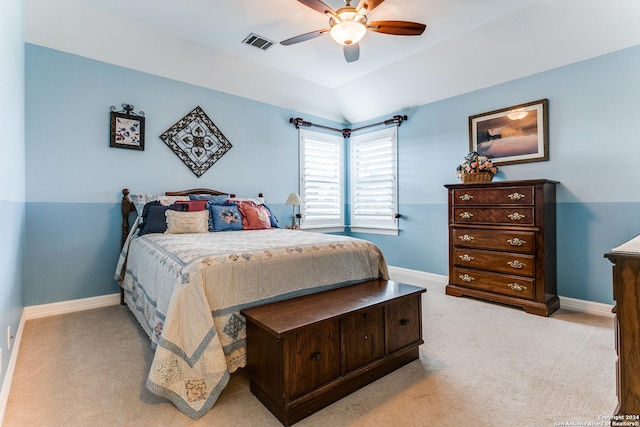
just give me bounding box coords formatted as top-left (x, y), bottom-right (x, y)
top-left (24, 0), bottom-right (640, 123)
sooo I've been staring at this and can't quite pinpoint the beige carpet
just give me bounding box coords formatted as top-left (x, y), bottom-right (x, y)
top-left (4, 275), bottom-right (618, 427)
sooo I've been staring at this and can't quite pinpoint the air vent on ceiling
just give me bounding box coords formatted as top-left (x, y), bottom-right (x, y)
top-left (242, 33), bottom-right (275, 51)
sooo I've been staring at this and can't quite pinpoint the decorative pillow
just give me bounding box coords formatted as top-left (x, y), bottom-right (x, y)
top-left (189, 194), bottom-right (230, 205)
top-left (173, 200), bottom-right (208, 211)
top-left (262, 204), bottom-right (280, 228)
top-left (165, 210), bottom-right (209, 234)
top-left (237, 201), bottom-right (272, 230)
top-left (209, 204), bottom-right (244, 232)
top-left (138, 202), bottom-right (188, 235)
top-left (130, 194), bottom-right (190, 216)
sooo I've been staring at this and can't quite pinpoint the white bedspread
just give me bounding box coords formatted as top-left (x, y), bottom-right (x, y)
top-left (115, 228), bottom-right (388, 419)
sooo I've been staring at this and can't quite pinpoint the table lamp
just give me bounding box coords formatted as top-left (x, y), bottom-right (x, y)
top-left (285, 193), bottom-right (303, 229)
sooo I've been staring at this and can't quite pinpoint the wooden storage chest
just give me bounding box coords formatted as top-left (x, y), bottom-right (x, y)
top-left (241, 279), bottom-right (425, 426)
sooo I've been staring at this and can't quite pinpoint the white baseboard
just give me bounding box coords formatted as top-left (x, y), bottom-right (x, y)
top-left (23, 293), bottom-right (121, 320)
top-left (387, 266), bottom-right (448, 288)
top-left (387, 266), bottom-right (615, 317)
top-left (558, 296), bottom-right (615, 318)
top-left (0, 311), bottom-right (26, 427)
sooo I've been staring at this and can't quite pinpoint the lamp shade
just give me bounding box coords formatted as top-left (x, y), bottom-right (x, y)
top-left (285, 193), bottom-right (303, 206)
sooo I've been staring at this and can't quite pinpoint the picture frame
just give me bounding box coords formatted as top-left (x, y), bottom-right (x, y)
top-left (110, 104), bottom-right (145, 150)
top-left (469, 99), bottom-right (548, 165)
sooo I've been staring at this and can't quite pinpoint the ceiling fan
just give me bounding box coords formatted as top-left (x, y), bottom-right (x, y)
top-left (280, 0), bottom-right (426, 63)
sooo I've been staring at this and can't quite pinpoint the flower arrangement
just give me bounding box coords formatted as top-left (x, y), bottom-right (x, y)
top-left (456, 151), bottom-right (498, 183)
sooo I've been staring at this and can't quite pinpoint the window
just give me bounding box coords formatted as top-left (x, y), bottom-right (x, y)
top-left (299, 129), bottom-right (344, 231)
top-left (349, 127), bottom-right (398, 235)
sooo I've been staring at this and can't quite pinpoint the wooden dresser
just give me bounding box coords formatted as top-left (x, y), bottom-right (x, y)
top-left (444, 179), bottom-right (559, 316)
top-left (241, 279), bottom-right (425, 426)
top-left (605, 238), bottom-right (640, 416)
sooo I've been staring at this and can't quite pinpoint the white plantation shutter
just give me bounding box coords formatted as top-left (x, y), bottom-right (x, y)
top-left (350, 127), bottom-right (398, 233)
top-left (299, 130), bottom-right (344, 229)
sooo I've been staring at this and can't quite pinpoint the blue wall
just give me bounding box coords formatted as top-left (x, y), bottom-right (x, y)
top-left (0, 0), bottom-right (25, 396)
top-left (354, 45), bottom-right (640, 304)
top-left (24, 43), bottom-right (343, 306)
top-left (25, 43), bottom-right (640, 306)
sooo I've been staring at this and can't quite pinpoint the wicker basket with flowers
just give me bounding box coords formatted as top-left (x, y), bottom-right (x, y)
top-left (456, 151), bottom-right (498, 183)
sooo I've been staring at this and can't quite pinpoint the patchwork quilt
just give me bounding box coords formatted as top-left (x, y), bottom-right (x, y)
top-left (115, 228), bottom-right (388, 419)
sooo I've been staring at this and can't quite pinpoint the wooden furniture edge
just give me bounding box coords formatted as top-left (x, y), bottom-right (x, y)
top-left (444, 178), bottom-right (560, 189)
top-left (603, 250), bottom-right (640, 415)
top-left (241, 279), bottom-right (426, 335)
top-left (445, 283), bottom-right (559, 316)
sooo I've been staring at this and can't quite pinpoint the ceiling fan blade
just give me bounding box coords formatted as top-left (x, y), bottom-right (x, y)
top-left (280, 29), bottom-right (329, 46)
top-left (356, 0), bottom-right (386, 14)
top-left (297, 0), bottom-right (336, 16)
top-left (367, 21), bottom-right (427, 36)
top-left (344, 43), bottom-right (360, 63)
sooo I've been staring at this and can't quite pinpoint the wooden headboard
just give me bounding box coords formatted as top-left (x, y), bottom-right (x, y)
top-left (164, 188), bottom-right (236, 197)
top-left (120, 188), bottom-right (264, 248)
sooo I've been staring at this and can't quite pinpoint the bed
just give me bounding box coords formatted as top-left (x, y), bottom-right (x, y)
top-left (114, 188), bottom-right (389, 419)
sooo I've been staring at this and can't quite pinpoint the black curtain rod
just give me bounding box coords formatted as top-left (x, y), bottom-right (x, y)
top-left (289, 115), bottom-right (408, 138)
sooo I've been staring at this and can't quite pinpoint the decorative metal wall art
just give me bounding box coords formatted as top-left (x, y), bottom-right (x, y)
top-left (110, 104), bottom-right (145, 150)
top-left (160, 106), bottom-right (233, 177)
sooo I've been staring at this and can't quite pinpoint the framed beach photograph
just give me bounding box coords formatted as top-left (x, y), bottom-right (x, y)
top-left (110, 104), bottom-right (145, 150)
top-left (469, 99), bottom-right (548, 165)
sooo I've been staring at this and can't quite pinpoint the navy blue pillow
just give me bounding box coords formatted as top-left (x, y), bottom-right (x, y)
top-left (209, 204), bottom-right (243, 231)
top-left (138, 201), bottom-right (188, 235)
top-left (189, 194), bottom-right (230, 205)
top-left (263, 204), bottom-right (279, 228)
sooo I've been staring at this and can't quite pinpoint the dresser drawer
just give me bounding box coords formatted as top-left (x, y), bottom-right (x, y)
top-left (453, 186), bottom-right (533, 206)
top-left (453, 228), bottom-right (535, 253)
top-left (453, 206), bottom-right (535, 226)
top-left (288, 319), bottom-right (341, 399)
top-left (386, 295), bottom-right (422, 354)
top-left (453, 267), bottom-right (535, 299)
top-left (453, 248), bottom-right (535, 276)
top-left (341, 307), bottom-right (385, 374)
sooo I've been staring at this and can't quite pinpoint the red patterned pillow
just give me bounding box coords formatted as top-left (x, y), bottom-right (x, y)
top-left (236, 201), bottom-right (271, 230)
top-left (173, 200), bottom-right (209, 211)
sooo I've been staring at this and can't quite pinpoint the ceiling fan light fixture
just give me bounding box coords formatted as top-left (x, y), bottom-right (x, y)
top-left (330, 20), bottom-right (366, 45)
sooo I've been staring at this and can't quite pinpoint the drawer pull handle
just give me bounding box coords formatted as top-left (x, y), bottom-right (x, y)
top-left (400, 319), bottom-right (411, 326)
top-left (459, 234), bottom-right (475, 242)
top-left (460, 211), bottom-right (474, 219)
top-left (508, 283), bottom-right (527, 292)
top-left (459, 274), bottom-right (474, 282)
top-left (507, 260), bottom-right (525, 269)
top-left (460, 194), bottom-right (473, 201)
top-left (508, 192), bottom-right (525, 201)
top-left (508, 212), bottom-right (525, 221)
top-left (459, 254), bottom-right (474, 262)
top-left (310, 352), bottom-right (322, 361)
top-left (507, 238), bottom-right (526, 246)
